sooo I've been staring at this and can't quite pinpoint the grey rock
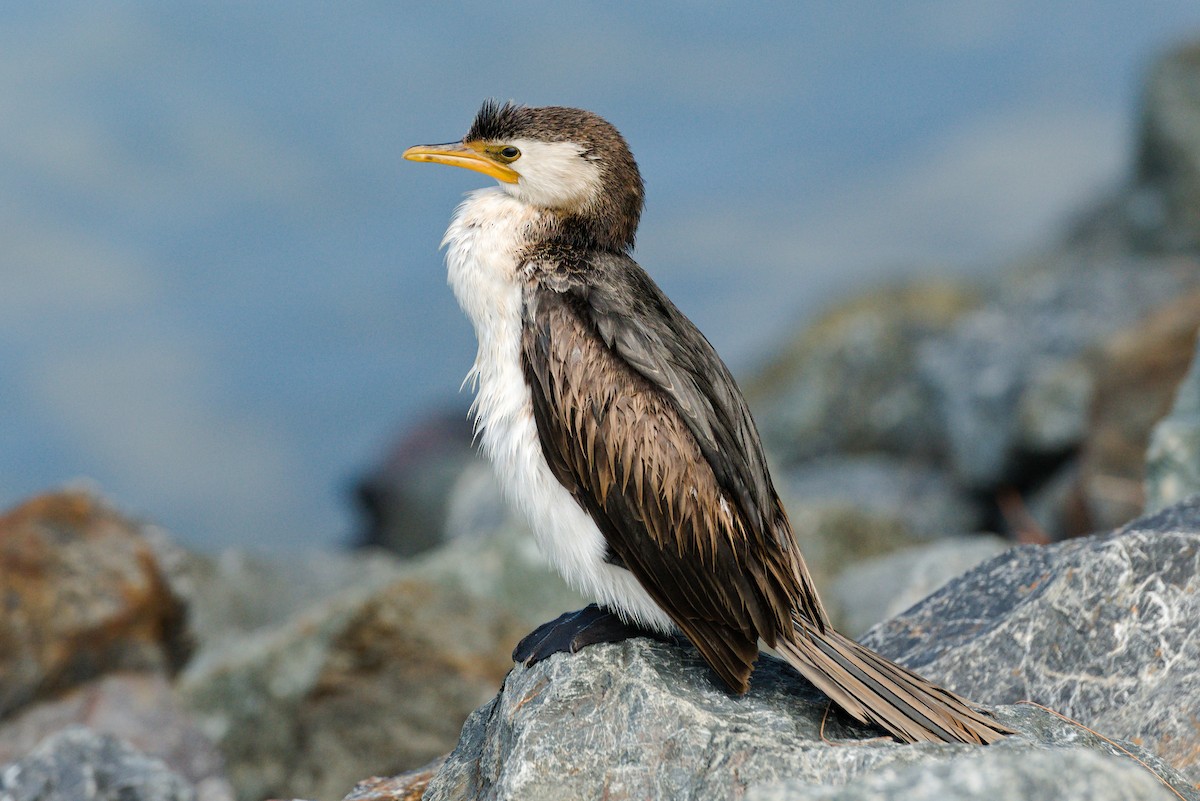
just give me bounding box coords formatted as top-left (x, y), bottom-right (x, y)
top-left (1146, 343), bottom-right (1200, 511)
top-left (420, 640), bottom-right (1191, 801)
top-left (352, 410), bottom-right (478, 557)
top-left (829, 536), bottom-right (1010, 636)
top-left (864, 497), bottom-right (1200, 782)
top-left (780, 456), bottom-right (982, 588)
top-left (0, 673), bottom-right (232, 801)
top-left (0, 726), bottom-right (195, 801)
top-left (748, 281), bottom-right (980, 465)
top-left (414, 497), bottom-right (1200, 800)
top-left (180, 524), bottom-right (582, 801)
top-left (1136, 41), bottom-right (1200, 252)
top-left (748, 747), bottom-right (1177, 801)
top-left (177, 547), bottom-right (406, 651)
top-left (919, 254), bottom-right (1200, 487)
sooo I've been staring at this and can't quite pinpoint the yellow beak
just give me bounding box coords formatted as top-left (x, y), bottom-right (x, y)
top-left (402, 141), bottom-right (519, 184)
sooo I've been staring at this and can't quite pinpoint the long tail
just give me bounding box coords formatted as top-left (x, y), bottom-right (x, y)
top-left (776, 620), bottom-right (1013, 744)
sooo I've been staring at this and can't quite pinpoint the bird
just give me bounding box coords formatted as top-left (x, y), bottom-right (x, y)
top-left (403, 101), bottom-right (1012, 745)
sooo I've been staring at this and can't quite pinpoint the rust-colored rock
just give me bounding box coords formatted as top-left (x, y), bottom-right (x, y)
top-left (0, 490), bottom-right (191, 718)
top-left (340, 757), bottom-right (446, 801)
top-left (1069, 290), bottom-right (1200, 534)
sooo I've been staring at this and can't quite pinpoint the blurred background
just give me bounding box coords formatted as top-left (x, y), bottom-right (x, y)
top-left (3, 2), bottom-right (1200, 551)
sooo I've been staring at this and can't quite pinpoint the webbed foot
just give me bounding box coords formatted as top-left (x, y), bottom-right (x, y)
top-left (512, 603), bottom-right (669, 665)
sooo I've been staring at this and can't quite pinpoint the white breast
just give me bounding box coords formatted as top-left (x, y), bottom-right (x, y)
top-left (442, 188), bottom-right (674, 633)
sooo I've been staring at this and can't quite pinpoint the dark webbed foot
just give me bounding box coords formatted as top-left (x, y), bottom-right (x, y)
top-left (512, 604), bottom-right (670, 665)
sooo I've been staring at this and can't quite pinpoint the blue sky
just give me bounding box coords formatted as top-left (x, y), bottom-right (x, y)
top-left (2, 3), bottom-right (1199, 550)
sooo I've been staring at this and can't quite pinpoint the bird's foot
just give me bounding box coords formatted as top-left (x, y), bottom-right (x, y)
top-left (512, 603), bottom-right (670, 665)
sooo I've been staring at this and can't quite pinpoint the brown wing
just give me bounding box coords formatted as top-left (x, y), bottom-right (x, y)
top-left (521, 255), bottom-right (827, 693)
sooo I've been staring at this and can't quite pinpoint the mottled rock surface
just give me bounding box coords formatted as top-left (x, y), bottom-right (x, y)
top-left (0, 726), bottom-right (196, 801)
top-left (918, 254), bottom-right (1200, 489)
top-left (420, 640), bottom-right (1190, 801)
top-left (0, 491), bottom-right (190, 719)
top-left (864, 498), bottom-right (1200, 782)
top-left (747, 747), bottom-right (1178, 801)
top-left (411, 498), bottom-right (1200, 800)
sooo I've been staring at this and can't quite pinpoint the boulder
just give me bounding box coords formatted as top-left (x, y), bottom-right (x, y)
top-left (1135, 40), bottom-right (1200, 252)
top-left (351, 409), bottom-right (477, 557)
top-left (0, 726), bottom-right (197, 801)
top-left (778, 456), bottom-right (984, 595)
top-left (409, 497), bottom-right (1200, 800)
top-left (0, 490), bottom-right (190, 719)
top-left (865, 497), bottom-right (1200, 782)
top-left (829, 535), bottom-right (1010, 636)
top-left (747, 746), bottom-right (1177, 801)
top-left (419, 642), bottom-right (1189, 801)
top-left (1146, 333), bottom-right (1200, 511)
top-left (1070, 290), bottom-right (1200, 532)
top-left (0, 672), bottom-right (232, 801)
top-left (748, 280), bottom-right (980, 466)
top-left (179, 523), bottom-right (582, 801)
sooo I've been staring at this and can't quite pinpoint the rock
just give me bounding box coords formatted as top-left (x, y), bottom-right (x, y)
top-left (418, 640), bottom-right (1190, 801)
top-left (340, 758), bottom-right (444, 801)
top-left (778, 456), bottom-right (982, 589)
top-left (180, 524), bottom-right (582, 801)
top-left (1070, 290), bottom-right (1200, 532)
top-left (747, 280), bottom-right (980, 465)
top-left (1146, 339), bottom-right (1200, 511)
top-left (829, 535), bottom-right (1010, 636)
top-left (407, 497), bottom-right (1200, 799)
top-left (0, 725), bottom-right (196, 801)
top-left (864, 497), bottom-right (1200, 782)
top-left (0, 673), bottom-right (232, 801)
top-left (747, 747), bottom-right (1177, 801)
top-left (0, 490), bottom-right (190, 719)
top-left (918, 254), bottom-right (1200, 489)
top-left (351, 409), bottom-right (478, 556)
top-left (178, 547), bottom-right (407, 652)
top-left (1136, 40), bottom-right (1200, 252)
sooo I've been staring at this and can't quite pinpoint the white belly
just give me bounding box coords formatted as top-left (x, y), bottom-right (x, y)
top-left (442, 189), bottom-right (674, 633)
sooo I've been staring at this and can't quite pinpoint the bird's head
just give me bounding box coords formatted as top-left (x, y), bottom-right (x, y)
top-left (404, 101), bottom-right (644, 251)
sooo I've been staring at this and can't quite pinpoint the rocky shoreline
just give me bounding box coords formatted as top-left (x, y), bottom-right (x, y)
top-left (3, 41), bottom-right (1200, 801)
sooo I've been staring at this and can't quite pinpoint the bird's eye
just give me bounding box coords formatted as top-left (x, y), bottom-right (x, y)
top-left (498, 146), bottom-right (521, 162)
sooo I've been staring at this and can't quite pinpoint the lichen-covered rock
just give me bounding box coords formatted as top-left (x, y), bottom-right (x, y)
top-left (0, 491), bottom-right (190, 719)
top-left (0, 726), bottom-right (196, 801)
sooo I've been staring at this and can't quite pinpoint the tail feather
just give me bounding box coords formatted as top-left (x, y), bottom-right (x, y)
top-left (776, 622), bottom-right (1013, 744)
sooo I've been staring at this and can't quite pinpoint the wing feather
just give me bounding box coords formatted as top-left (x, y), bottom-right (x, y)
top-left (520, 253), bottom-right (827, 692)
